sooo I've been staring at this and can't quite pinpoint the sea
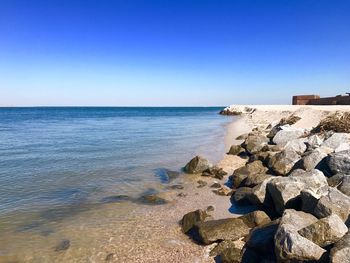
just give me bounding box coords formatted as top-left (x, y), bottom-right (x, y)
top-left (0, 107), bottom-right (234, 261)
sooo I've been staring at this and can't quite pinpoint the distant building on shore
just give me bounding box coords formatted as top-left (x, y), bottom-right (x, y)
top-left (293, 94), bottom-right (350, 105)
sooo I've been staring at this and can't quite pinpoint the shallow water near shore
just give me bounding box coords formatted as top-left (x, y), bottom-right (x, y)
top-left (0, 107), bottom-right (234, 262)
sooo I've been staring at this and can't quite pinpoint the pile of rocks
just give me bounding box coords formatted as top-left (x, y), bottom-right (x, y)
top-left (182, 114), bottom-right (350, 263)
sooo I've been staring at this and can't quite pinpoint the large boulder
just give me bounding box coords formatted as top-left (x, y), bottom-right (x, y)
top-left (327, 149), bottom-right (350, 175)
top-left (267, 169), bottom-right (328, 215)
top-left (321, 133), bottom-right (350, 151)
top-left (313, 187), bottom-right (350, 223)
top-left (306, 134), bottom-right (323, 149)
top-left (298, 214), bottom-right (348, 247)
top-left (244, 173), bottom-right (272, 188)
top-left (274, 209), bottom-right (326, 262)
top-left (268, 149), bottom-right (301, 176)
top-left (330, 230), bottom-right (350, 263)
top-left (231, 160), bottom-right (268, 188)
top-left (195, 211), bottom-right (270, 244)
top-left (272, 126), bottom-right (307, 145)
top-left (302, 148), bottom-right (328, 171)
top-left (181, 209), bottom-right (208, 233)
top-left (339, 175), bottom-right (350, 196)
top-left (184, 156), bottom-right (212, 174)
top-left (242, 134), bottom-right (269, 154)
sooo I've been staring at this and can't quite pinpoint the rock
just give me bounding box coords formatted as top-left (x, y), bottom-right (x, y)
top-left (314, 187), bottom-right (350, 223)
top-left (212, 186), bottom-right (233, 196)
top-left (177, 192), bottom-right (187, 197)
top-left (105, 253), bottom-right (115, 261)
top-left (328, 173), bottom-right (346, 187)
top-left (298, 214), bottom-right (348, 247)
top-left (210, 182), bottom-right (221, 188)
top-left (330, 230), bottom-right (350, 263)
top-left (327, 149), bottom-right (350, 175)
top-left (283, 138), bottom-right (307, 154)
top-left (220, 105), bottom-right (256, 115)
top-left (247, 177), bottom-right (275, 207)
top-left (246, 219), bottom-right (280, 254)
top-left (248, 151), bottom-right (274, 165)
top-left (306, 134), bottom-right (323, 149)
top-left (242, 134), bottom-right (269, 154)
top-left (100, 195), bottom-right (131, 203)
top-left (196, 211), bottom-right (269, 244)
top-left (267, 177), bottom-right (305, 215)
top-left (339, 175), bottom-right (350, 196)
top-left (202, 166), bottom-right (228, 179)
top-left (197, 180), bottom-right (207, 188)
top-left (321, 133), bottom-right (350, 150)
top-left (268, 149), bottom-right (301, 176)
top-left (272, 126), bottom-right (307, 145)
top-left (335, 142), bottom-right (350, 152)
top-left (301, 187), bottom-right (329, 214)
top-left (236, 133), bottom-right (249, 140)
top-left (231, 161), bottom-right (268, 188)
top-left (206, 205), bottom-right (215, 212)
top-left (181, 209), bottom-right (208, 233)
top-left (166, 184), bottom-right (184, 190)
top-left (210, 239), bottom-right (245, 256)
top-left (164, 169), bottom-right (180, 182)
top-left (138, 194), bottom-right (168, 205)
top-left (233, 187), bottom-right (253, 205)
top-left (55, 239), bottom-right (70, 251)
top-left (302, 148), bottom-right (327, 171)
top-left (274, 209), bottom-right (326, 262)
top-left (244, 173), bottom-right (272, 187)
top-left (219, 247), bottom-right (242, 263)
top-left (184, 156), bottom-right (212, 174)
top-left (267, 169), bottom-right (328, 214)
top-left (228, 145), bottom-right (245, 155)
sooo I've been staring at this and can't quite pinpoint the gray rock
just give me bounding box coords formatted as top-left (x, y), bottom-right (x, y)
top-left (268, 149), bottom-right (301, 176)
top-left (196, 211), bottom-right (269, 244)
top-left (181, 209), bottom-right (208, 233)
top-left (210, 239), bottom-right (245, 257)
top-left (330, 230), bottom-right (350, 263)
top-left (268, 169), bottom-right (328, 214)
top-left (184, 156), bottom-right (212, 174)
top-left (272, 126), bottom-right (306, 145)
top-left (202, 166), bottom-right (227, 179)
top-left (339, 175), bottom-right (350, 196)
top-left (298, 214), bottom-right (347, 247)
top-left (242, 134), bottom-right (269, 154)
top-left (283, 138), bottom-right (307, 154)
top-left (231, 160), bottom-right (268, 188)
top-left (321, 133), bottom-right (350, 150)
top-left (302, 148), bottom-right (327, 171)
top-left (301, 187), bottom-right (329, 214)
top-left (314, 187), bottom-right (350, 223)
top-left (327, 149), bottom-right (350, 175)
top-left (274, 209), bottom-right (326, 262)
top-left (228, 145), bottom-right (245, 155)
top-left (197, 180), bottom-right (207, 188)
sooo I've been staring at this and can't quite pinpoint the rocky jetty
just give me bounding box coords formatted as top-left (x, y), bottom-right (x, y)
top-left (182, 112), bottom-right (350, 263)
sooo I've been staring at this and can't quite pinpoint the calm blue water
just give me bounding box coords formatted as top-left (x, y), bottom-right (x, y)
top-left (0, 107), bottom-right (232, 228)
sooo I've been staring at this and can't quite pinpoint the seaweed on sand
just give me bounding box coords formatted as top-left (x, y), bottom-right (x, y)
top-left (312, 112), bottom-right (350, 133)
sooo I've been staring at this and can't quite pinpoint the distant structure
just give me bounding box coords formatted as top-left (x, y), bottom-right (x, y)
top-left (293, 94), bottom-right (350, 105)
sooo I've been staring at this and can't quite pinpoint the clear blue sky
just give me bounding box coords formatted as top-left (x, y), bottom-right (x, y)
top-left (0, 0), bottom-right (349, 106)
